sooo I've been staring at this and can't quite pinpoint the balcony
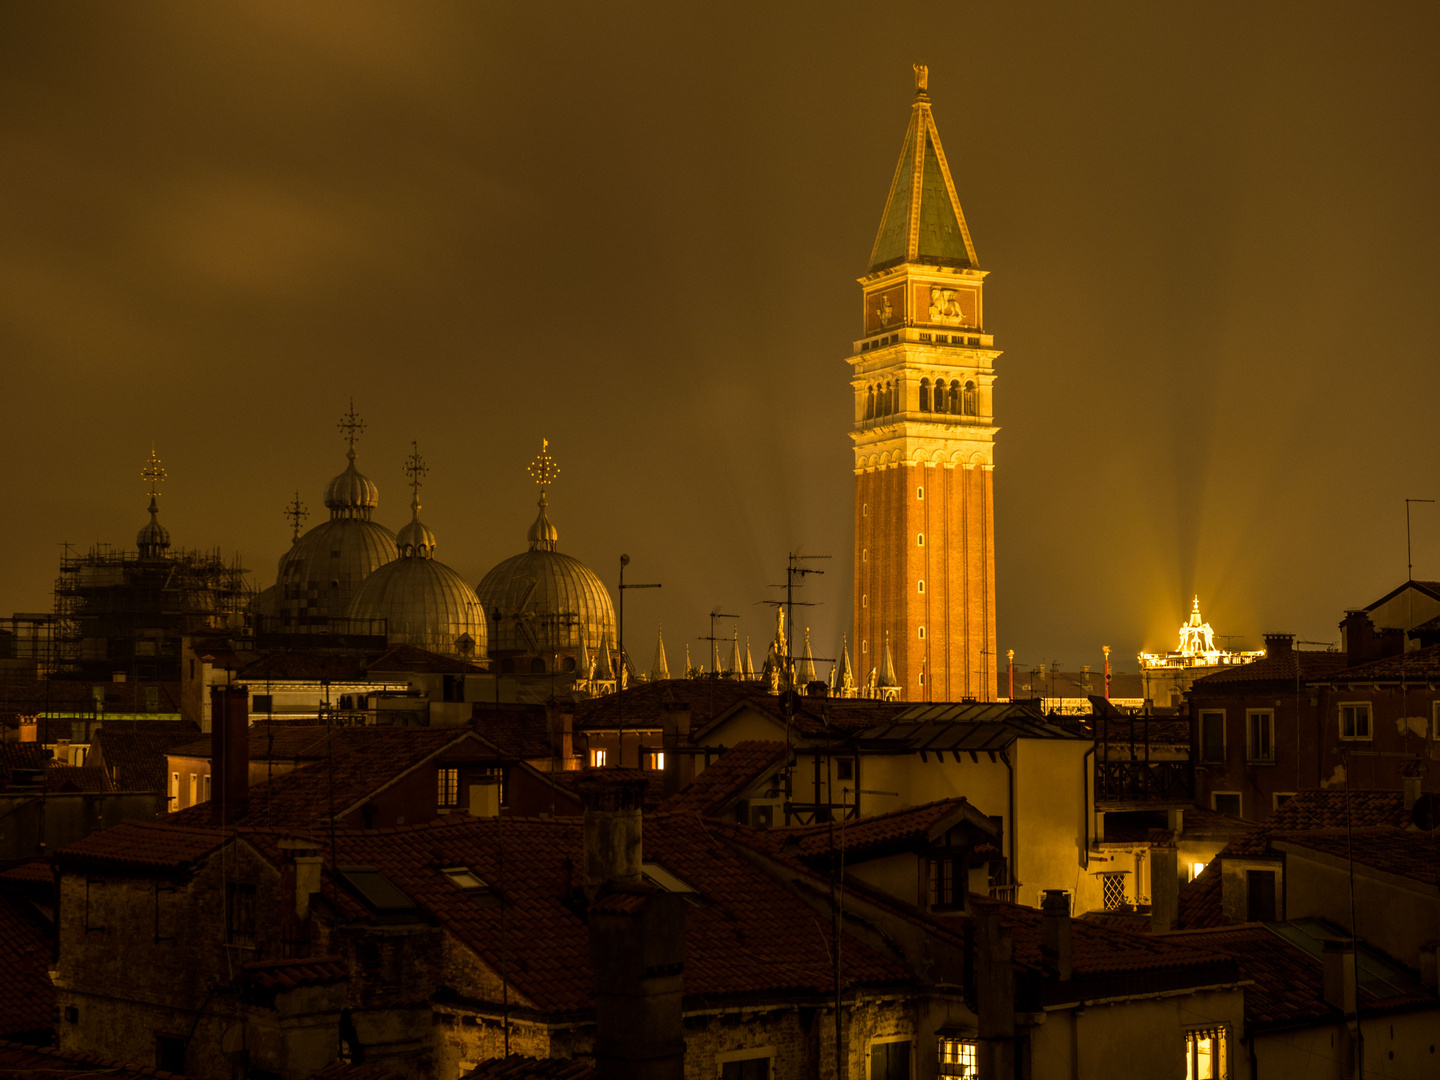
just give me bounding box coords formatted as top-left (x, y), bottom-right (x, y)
top-left (1095, 760), bottom-right (1194, 809)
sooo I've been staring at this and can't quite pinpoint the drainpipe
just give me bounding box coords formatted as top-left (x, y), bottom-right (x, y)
top-left (1081, 744), bottom-right (1094, 871)
top-left (1245, 1032), bottom-right (1259, 1080)
top-left (1001, 747), bottom-right (1017, 894)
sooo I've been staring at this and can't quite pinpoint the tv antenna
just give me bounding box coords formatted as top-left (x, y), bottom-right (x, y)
top-left (698, 608), bottom-right (739, 677)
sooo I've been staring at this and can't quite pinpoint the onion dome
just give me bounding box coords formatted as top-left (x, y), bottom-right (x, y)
top-left (324, 449), bottom-right (380, 519)
top-left (136, 495), bottom-right (170, 558)
top-left (476, 440), bottom-right (616, 668)
top-left (346, 448), bottom-right (486, 659)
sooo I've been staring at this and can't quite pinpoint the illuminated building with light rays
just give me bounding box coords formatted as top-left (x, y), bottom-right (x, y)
top-left (851, 64), bottom-right (997, 703)
top-left (1137, 596), bottom-right (1263, 709)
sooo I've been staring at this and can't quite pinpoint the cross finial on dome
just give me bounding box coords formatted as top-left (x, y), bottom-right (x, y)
top-left (403, 441), bottom-right (428, 505)
top-left (283, 490), bottom-right (309, 542)
top-left (338, 398), bottom-right (366, 457)
top-left (527, 437), bottom-right (560, 491)
top-left (141, 444), bottom-right (167, 498)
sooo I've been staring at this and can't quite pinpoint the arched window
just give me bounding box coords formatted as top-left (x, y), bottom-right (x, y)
top-left (530, 657), bottom-right (547, 674)
top-left (918, 580), bottom-right (925, 594)
top-left (883, 381), bottom-right (893, 415)
top-left (917, 533), bottom-right (925, 547)
top-left (949, 380), bottom-right (961, 414)
top-left (865, 386), bottom-right (875, 419)
top-left (919, 378), bottom-right (930, 411)
top-left (563, 655), bottom-right (577, 672)
top-left (963, 380), bottom-right (977, 416)
top-left (933, 378), bottom-right (947, 413)
top-left (919, 626), bottom-right (926, 639)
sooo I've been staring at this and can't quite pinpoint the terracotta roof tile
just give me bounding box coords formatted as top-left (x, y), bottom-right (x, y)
top-left (470, 708), bottom-right (558, 761)
top-left (57, 819), bottom-right (229, 871)
top-left (0, 893), bottom-right (53, 1039)
top-left (307, 1063), bottom-right (405, 1080)
top-left (244, 955), bottom-right (348, 991)
top-left (90, 725), bottom-right (203, 793)
top-left (45, 764), bottom-right (112, 793)
top-left (462, 1056), bottom-right (595, 1080)
top-left (1313, 642), bottom-right (1440, 683)
top-left (743, 797), bottom-right (997, 862)
top-left (1190, 650), bottom-right (1349, 687)
top-left (1260, 790), bottom-right (1408, 830)
top-left (0, 1039), bottom-right (183, 1078)
top-left (1272, 827), bottom-right (1440, 886)
top-left (657, 741), bottom-right (789, 815)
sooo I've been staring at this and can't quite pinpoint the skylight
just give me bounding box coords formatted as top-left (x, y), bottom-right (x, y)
top-left (442, 866), bottom-right (488, 890)
top-left (337, 867), bottom-right (418, 912)
top-left (642, 862), bottom-right (696, 894)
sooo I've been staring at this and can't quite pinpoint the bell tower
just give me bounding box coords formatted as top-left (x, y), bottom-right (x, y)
top-left (851, 66), bottom-right (999, 702)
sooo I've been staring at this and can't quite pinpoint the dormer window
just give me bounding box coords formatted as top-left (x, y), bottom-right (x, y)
top-left (442, 866), bottom-right (487, 890)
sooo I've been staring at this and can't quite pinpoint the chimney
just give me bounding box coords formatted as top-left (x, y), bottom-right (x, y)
top-left (1040, 889), bottom-right (1072, 980)
top-left (588, 884), bottom-right (686, 1080)
top-left (209, 685), bottom-right (249, 826)
top-left (660, 702), bottom-right (693, 799)
top-left (1150, 843), bottom-right (1179, 933)
top-left (546, 702), bottom-right (576, 769)
top-left (1379, 626), bottom-right (1406, 659)
top-left (974, 905), bottom-right (1016, 1080)
top-left (1323, 939), bottom-right (1357, 1016)
top-left (578, 777), bottom-right (645, 900)
top-left (1341, 611), bottom-right (1378, 667)
top-left (468, 780), bottom-right (501, 818)
top-left (1262, 632), bottom-right (1294, 657)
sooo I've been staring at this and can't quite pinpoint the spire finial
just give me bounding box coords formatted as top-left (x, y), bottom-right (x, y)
top-left (913, 62), bottom-right (929, 95)
top-left (403, 440), bottom-right (428, 515)
top-left (141, 444), bottom-right (167, 499)
top-left (527, 437), bottom-right (560, 492)
top-left (338, 398), bottom-right (366, 458)
top-left (283, 490), bottom-right (310, 542)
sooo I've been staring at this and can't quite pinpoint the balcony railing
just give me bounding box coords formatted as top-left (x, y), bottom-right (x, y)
top-left (1095, 760), bottom-right (1194, 804)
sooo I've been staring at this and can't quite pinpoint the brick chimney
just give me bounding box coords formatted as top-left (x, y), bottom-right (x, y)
top-left (578, 777), bottom-right (645, 900)
top-left (974, 904), bottom-right (1016, 1080)
top-left (589, 886), bottom-right (686, 1080)
top-left (1341, 611), bottom-right (1379, 667)
top-left (1040, 889), bottom-right (1072, 980)
top-left (209, 685), bottom-right (249, 827)
top-left (1262, 632), bottom-right (1294, 657)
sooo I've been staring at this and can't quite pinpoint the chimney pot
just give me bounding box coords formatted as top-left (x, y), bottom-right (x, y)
top-left (1150, 844), bottom-right (1179, 933)
top-left (578, 777), bottom-right (645, 900)
top-left (1262, 632), bottom-right (1294, 656)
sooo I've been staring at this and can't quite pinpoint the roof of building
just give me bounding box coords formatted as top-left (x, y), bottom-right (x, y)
top-left (657, 741), bottom-right (790, 815)
top-left (1091, 707), bottom-right (1190, 746)
top-left (90, 724), bottom-right (204, 792)
top-left (369, 643), bottom-right (486, 675)
top-left (0, 892), bottom-right (53, 1039)
top-left (0, 678), bottom-right (182, 718)
top-left (1362, 579), bottom-right (1440, 613)
top-left (1311, 642), bottom-right (1440, 683)
top-left (56, 820), bottom-right (231, 872)
top-left (0, 743), bottom-right (47, 789)
top-left (1260, 790), bottom-right (1409, 830)
top-left (462, 1057), bottom-right (595, 1080)
top-left (243, 955), bottom-right (348, 991)
top-left (308, 1062), bottom-right (405, 1080)
top-left (470, 707), bottom-right (558, 761)
top-left (45, 763), bottom-right (112, 793)
top-left (852, 703), bottom-right (1088, 751)
top-left (238, 652), bottom-right (377, 683)
top-left (0, 1040), bottom-right (184, 1079)
top-left (1189, 649), bottom-right (1349, 688)
top-left (743, 797), bottom-right (999, 863)
top-left (573, 680), bottom-right (761, 731)
top-left (1272, 828), bottom-right (1440, 886)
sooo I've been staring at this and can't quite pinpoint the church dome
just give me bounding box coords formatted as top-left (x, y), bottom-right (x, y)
top-left (323, 449), bottom-right (380, 518)
top-left (347, 501), bottom-right (485, 660)
top-left (136, 496), bottom-right (170, 558)
top-left (476, 495), bottom-right (616, 660)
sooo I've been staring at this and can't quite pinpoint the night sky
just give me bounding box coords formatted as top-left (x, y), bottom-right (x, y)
top-left (3, 2), bottom-right (1439, 675)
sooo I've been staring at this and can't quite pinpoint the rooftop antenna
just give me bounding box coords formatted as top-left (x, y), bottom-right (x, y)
top-left (282, 491), bottom-right (309, 543)
top-left (698, 608), bottom-right (739, 677)
top-left (617, 553), bottom-right (660, 765)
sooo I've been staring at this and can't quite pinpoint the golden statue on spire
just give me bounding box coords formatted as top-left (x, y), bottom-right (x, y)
top-left (913, 63), bottom-right (928, 94)
top-left (141, 444), bottom-right (167, 498)
top-left (527, 437), bottom-right (560, 490)
top-left (338, 397), bottom-right (366, 450)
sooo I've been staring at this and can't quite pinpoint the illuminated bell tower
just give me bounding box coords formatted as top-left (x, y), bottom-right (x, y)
top-left (851, 65), bottom-right (999, 702)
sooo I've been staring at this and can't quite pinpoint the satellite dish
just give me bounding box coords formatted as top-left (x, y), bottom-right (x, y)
top-left (1411, 793), bottom-right (1437, 831)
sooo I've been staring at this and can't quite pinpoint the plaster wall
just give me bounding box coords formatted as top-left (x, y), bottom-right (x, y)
top-left (1254, 1008), bottom-right (1440, 1080)
top-left (1283, 853), bottom-right (1440, 970)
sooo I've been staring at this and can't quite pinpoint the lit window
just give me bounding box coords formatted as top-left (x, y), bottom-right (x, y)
top-left (437, 767), bottom-right (460, 808)
top-left (1340, 703), bottom-right (1372, 740)
top-left (863, 504), bottom-right (868, 516)
top-left (938, 1036), bottom-right (978, 1078)
top-left (917, 533), bottom-right (924, 546)
top-left (1184, 1026), bottom-right (1228, 1079)
top-left (918, 580), bottom-right (925, 594)
top-left (918, 672), bottom-right (924, 686)
top-left (189, 773), bottom-right (198, 807)
top-left (1246, 710), bottom-right (1274, 763)
top-left (647, 751), bottom-right (665, 770)
top-left (442, 866), bottom-right (487, 890)
top-left (592, 748), bottom-right (607, 767)
top-left (169, 772), bottom-right (179, 809)
top-left (1192, 861), bottom-right (1207, 880)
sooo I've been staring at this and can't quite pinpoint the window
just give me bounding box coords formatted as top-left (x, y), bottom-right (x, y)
top-left (870, 1039), bottom-right (911, 1080)
top-left (1199, 711), bottom-right (1226, 762)
top-left (251, 694), bottom-right (273, 714)
top-left (918, 626), bottom-right (926, 639)
top-left (155, 1035), bottom-right (186, 1074)
top-left (1100, 872), bottom-right (1126, 910)
top-left (934, 380), bottom-right (948, 413)
top-left (1273, 792), bottom-right (1295, 809)
top-left (927, 855), bottom-right (962, 909)
top-left (1212, 792), bottom-right (1241, 818)
top-left (226, 883), bottom-right (256, 947)
top-left (1246, 710), bottom-right (1274, 763)
top-left (146, 687), bottom-right (159, 711)
top-left (1340, 702), bottom-right (1372, 740)
top-left (721, 1056), bottom-right (770, 1080)
top-left (862, 640), bottom-right (868, 653)
top-left (862, 594), bottom-right (868, 607)
top-left (203, 775), bottom-right (211, 802)
top-left (938, 1036), bottom-right (978, 1078)
top-left (169, 772), bottom-right (179, 809)
top-left (1246, 869), bottom-right (1276, 922)
top-left (862, 548), bottom-right (867, 562)
top-left (189, 773), bottom-right (198, 807)
top-left (836, 758), bottom-right (855, 781)
top-left (647, 751), bottom-right (666, 770)
top-left (917, 485), bottom-right (925, 500)
top-left (437, 767), bottom-right (460, 808)
top-left (641, 862), bottom-right (696, 894)
top-left (591, 748), bottom-right (607, 767)
top-left (1191, 861), bottom-right (1207, 881)
top-left (917, 533), bottom-right (924, 546)
top-left (918, 580), bottom-right (925, 594)
top-left (1184, 1026), bottom-right (1228, 1079)
top-left (442, 866), bottom-right (487, 890)
top-left (919, 380), bottom-right (930, 411)
top-left (962, 380), bottom-right (977, 415)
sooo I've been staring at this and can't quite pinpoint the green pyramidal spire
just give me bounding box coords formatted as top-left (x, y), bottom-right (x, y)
top-left (868, 66), bottom-right (977, 273)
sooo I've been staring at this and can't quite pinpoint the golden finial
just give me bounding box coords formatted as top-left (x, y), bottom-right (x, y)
top-left (338, 398), bottom-right (366, 452)
top-left (283, 490), bottom-right (309, 541)
top-left (403, 441), bottom-right (428, 504)
top-left (527, 437), bottom-right (560, 490)
top-left (913, 63), bottom-right (929, 95)
top-left (141, 444), bottom-right (167, 498)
